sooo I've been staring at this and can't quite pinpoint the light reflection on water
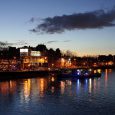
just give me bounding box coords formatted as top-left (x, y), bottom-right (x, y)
top-left (0, 69), bottom-right (115, 115)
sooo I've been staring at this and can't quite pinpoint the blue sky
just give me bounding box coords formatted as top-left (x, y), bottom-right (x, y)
top-left (0, 0), bottom-right (115, 56)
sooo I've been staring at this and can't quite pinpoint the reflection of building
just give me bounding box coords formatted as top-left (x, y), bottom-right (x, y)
top-left (37, 78), bottom-right (48, 97)
top-left (0, 81), bottom-right (16, 95)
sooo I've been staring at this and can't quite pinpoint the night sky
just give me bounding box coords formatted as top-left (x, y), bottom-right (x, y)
top-left (0, 0), bottom-right (115, 56)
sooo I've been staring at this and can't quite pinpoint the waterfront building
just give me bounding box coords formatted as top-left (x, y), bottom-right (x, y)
top-left (20, 48), bottom-right (48, 70)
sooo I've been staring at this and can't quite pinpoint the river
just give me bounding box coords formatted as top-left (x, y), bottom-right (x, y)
top-left (0, 69), bottom-right (115, 115)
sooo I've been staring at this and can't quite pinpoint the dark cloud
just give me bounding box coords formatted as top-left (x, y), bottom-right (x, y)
top-left (0, 41), bottom-right (27, 47)
top-left (46, 40), bottom-right (71, 44)
top-left (28, 17), bottom-right (42, 23)
top-left (31, 8), bottom-right (115, 34)
top-left (47, 40), bottom-right (58, 44)
top-left (29, 17), bottom-right (35, 23)
top-left (0, 41), bottom-right (7, 46)
top-left (63, 40), bottom-right (71, 42)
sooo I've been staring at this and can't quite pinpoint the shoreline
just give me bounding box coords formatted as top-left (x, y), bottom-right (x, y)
top-left (0, 70), bottom-right (55, 80)
top-left (0, 67), bottom-right (114, 81)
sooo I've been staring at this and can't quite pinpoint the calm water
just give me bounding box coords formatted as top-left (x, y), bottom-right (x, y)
top-left (0, 69), bottom-right (115, 115)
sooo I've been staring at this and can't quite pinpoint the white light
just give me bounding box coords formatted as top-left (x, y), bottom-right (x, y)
top-left (31, 51), bottom-right (41, 56)
top-left (20, 49), bottom-right (28, 53)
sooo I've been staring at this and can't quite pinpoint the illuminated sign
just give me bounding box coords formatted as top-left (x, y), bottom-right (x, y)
top-left (20, 49), bottom-right (28, 56)
top-left (20, 49), bottom-right (28, 53)
top-left (31, 51), bottom-right (41, 56)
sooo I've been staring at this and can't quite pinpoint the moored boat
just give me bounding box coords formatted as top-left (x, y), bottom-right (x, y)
top-left (57, 68), bottom-right (101, 79)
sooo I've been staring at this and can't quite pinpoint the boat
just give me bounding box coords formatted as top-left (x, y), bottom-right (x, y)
top-left (57, 68), bottom-right (101, 79)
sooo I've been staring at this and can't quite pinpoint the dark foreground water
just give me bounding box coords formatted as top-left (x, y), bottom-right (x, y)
top-left (0, 69), bottom-right (115, 115)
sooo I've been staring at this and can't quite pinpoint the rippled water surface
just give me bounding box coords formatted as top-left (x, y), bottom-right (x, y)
top-left (0, 69), bottom-right (115, 115)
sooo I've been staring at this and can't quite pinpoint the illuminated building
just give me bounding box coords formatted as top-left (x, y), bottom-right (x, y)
top-left (20, 48), bottom-right (48, 70)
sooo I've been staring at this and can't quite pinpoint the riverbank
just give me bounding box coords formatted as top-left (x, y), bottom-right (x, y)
top-left (0, 66), bottom-right (114, 81)
top-left (0, 70), bottom-right (57, 80)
